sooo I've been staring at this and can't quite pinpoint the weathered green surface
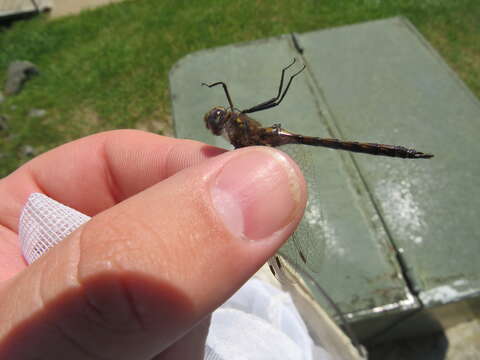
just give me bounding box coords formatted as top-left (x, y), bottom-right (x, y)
top-left (297, 17), bottom-right (480, 305)
top-left (169, 17), bottom-right (480, 340)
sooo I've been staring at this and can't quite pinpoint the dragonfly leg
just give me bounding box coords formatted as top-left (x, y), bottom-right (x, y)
top-left (243, 117), bottom-right (250, 139)
top-left (273, 59), bottom-right (296, 101)
top-left (241, 60), bottom-right (306, 114)
top-left (201, 81), bottom-right (235, 111)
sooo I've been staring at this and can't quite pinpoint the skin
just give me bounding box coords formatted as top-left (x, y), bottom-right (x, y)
top-left (0, 129), bottom-right (307, 360)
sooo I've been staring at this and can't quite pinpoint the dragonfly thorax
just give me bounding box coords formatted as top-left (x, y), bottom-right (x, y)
top-left (204, 106), bottom-right (230, 136)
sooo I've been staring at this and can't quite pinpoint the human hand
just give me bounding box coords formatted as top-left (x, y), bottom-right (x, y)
top-left (0, 130), bottom-right (307, 359)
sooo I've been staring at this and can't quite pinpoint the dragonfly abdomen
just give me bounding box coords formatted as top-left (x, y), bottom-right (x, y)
top-left (287, 134), bottom-right (433, 159)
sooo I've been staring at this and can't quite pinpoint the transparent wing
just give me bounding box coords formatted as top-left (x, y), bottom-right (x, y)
top-left (275, 143), bottom-right (328, 276)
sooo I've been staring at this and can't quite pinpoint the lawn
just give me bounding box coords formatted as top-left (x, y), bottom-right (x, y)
top-left (0, 0), bottom-right (478, 177)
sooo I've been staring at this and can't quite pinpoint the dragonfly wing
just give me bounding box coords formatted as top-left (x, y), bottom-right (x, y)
top-left (275, 144), bottom-right (327, 275)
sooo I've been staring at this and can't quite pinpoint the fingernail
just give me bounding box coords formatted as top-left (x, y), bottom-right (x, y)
top-left (211, 148), bottom-right (302, 240)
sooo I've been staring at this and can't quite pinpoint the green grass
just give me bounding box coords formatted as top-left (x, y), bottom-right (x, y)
top-left (0, 0), bottom-right (478, 177)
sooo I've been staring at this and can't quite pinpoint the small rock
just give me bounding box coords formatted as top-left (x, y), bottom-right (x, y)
top-left (21, 145), bottom-right (36, 157)
top-left (4, 61), bottom-right (39, 96)
top-left (28, 108), bottom-right (47, 118)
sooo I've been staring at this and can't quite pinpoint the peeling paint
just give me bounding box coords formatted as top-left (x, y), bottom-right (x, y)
top-left (376, 177), bottom-right (428, 246)
top-left (420, 284), bottom-right (479, 305)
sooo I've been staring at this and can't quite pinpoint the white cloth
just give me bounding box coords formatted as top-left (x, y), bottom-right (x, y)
top-left (19, 193), bottom-right (91, 264)
top-left (205, 277), bottom-right (330, 360)
top-left (18, 193), bottom-right (330, 360)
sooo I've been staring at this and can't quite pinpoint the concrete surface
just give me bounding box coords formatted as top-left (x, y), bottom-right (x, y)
top-left (0, 0), bottom-right (52, 18)
top-left (170, 16), bottom-right (480, 356)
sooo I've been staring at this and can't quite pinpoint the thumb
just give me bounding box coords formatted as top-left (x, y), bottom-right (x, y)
top-left (0, 146), bottom-right (307, 359)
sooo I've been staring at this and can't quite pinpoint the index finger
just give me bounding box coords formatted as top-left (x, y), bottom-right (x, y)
top-left (0, 130), bottom-right (225, 231)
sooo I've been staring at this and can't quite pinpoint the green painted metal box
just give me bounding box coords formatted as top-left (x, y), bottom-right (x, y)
top-left (169, 17), bottom-right (480, 343)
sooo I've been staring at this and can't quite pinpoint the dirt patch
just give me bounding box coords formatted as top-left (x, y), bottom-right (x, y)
top-left (49, 0), bottom-right (124, 18)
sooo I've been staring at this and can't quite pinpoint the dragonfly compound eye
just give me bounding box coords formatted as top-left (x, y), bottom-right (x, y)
top-left (204, 107), bottom-right (226, 136)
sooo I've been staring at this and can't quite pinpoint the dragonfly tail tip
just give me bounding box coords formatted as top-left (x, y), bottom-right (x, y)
top-left (415, 152), bottom-right (434, 159)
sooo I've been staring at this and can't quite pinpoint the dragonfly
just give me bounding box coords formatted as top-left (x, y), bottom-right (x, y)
top-left (201, 60), bottom-right (432, 355)
top-left (202, 58), bottom-right (434, 159)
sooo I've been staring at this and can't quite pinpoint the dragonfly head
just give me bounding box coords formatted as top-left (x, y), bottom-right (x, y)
top-left (204, 106), bottom-right (227, 136)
